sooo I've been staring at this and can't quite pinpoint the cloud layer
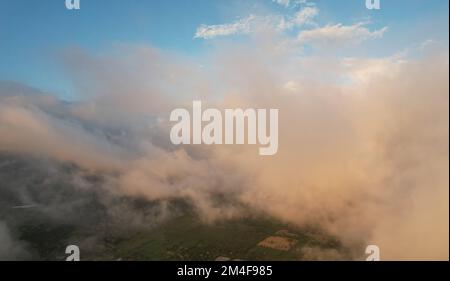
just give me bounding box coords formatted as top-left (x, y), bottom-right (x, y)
top-left (0, 1), bottom-right (448, 260)
top-left (1, 36), bottom-right (448, 260)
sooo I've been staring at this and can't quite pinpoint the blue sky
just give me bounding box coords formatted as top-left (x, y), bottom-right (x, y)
top-left (0, 0), bottom-right (448, 99)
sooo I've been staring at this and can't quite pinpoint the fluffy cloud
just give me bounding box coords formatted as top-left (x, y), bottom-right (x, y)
top-left (1, 38), bottom-right (448, 260)
top-left (342, 55), bottom-right (407, 84)
top-left (291, 6), bottom-right (318, 26)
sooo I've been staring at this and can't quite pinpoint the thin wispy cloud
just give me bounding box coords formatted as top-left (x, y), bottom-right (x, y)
top-left (273, 0), bottom-right (291, 7)
top-left (292, 6), bottom-right (318, 26)
top-left (298, 22), bottom-right (388, 46)
top-left (194, 6), bottom-right (319, 39)
top-left (194, 6), bottom-right (387, 47)
top-left (273, 0), bottom-right (316, 8)
top-left (194, 15), bottom-right (256, 39)
top-left (277, 6), bottom-right (318, 30)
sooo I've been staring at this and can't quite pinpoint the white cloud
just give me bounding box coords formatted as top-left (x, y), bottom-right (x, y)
top-left (298, 22), bottom-right (388, 46)
top-left (277, 6), bottom-right (318, 30)
top-left (195, 6), bottom-right (318, 40)
top-left (273, 0), bottom-right (316, 8)
top-left (342, 56), bottom-right (406, 84)
top-left (194, 15), bottom-right (255, 39)
top-left (292, 6), bottom-right (318, 26)
top-left (273, 0), bottom-right (291, 7)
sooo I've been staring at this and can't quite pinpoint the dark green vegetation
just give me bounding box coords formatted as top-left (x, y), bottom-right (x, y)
top-left (0, 154), bottom-right (350, 261)
top-left (11, 210), bottom-right (349, 261)
top-left (86, 215), bottom-right (346, 261)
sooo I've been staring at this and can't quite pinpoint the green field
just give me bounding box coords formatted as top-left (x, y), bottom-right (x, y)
top-left (78, 214), bottom-right (348, 261)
